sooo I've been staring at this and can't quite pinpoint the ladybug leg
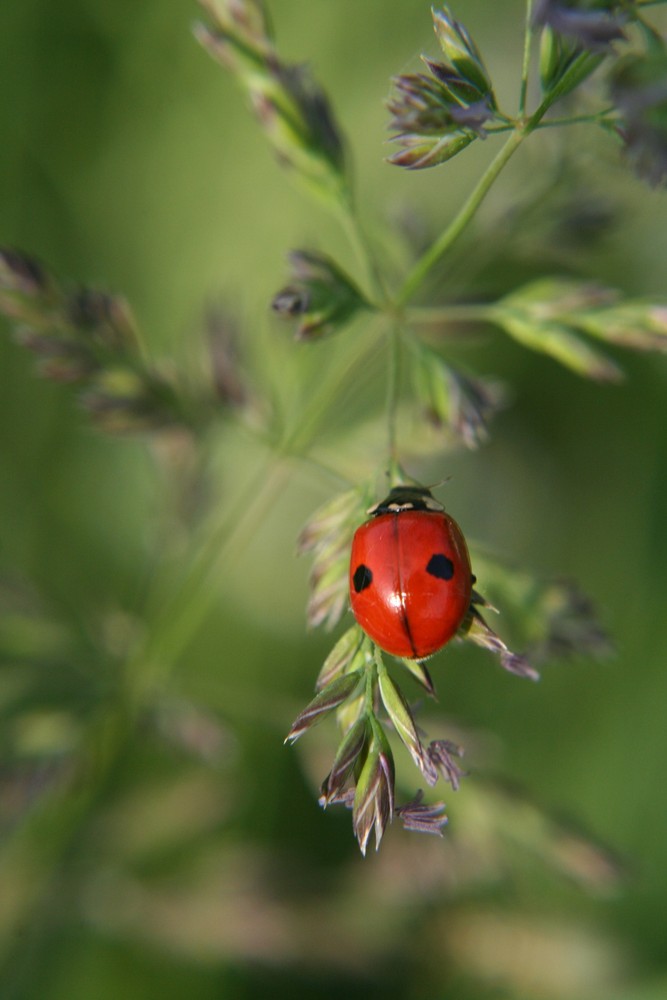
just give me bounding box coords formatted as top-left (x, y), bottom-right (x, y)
top-left (469, 584), bottom-right (496, 613)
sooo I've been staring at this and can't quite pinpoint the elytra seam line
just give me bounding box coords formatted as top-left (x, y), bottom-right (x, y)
top-left (393, 515), bottom-right (417, 659)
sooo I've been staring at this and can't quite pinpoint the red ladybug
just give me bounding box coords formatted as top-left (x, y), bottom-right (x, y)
top-left (349, 485), bottom-right (473, 660)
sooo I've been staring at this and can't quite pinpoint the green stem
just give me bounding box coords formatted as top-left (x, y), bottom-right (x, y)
top-left (483, 123), bottom-right (521, 134)
top-left (133, 326), bottom-right (379, 700)
top-left (407, 303), bottom-right (498, 325)
top-left (486, 110), bottom-right (615, 134)
top-left (124, 456), bottom-right (282, 708)
top-left (385, 322), bottom-right (401, 472)
top-left (279, 319), bottom-right (384, 456)
top-left (130, 324), bottom-right (390, 704)
top-left (396, 128), bottom-right (526, 307)
top-left (336, 198), bottom-right (388, 308)
top-left (395, 43), bottom-right (610, 309)
top-left (519, 0), bottom-right (535, 117)
top-left (532, 109), bottom-right (617, 129)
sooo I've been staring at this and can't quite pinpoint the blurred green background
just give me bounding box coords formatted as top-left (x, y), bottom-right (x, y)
top-left (2, 1), bottom-right (667, 998)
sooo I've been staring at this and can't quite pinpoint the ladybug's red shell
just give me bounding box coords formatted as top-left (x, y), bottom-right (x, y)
top-left (349, 492), bottom-right (472, 660)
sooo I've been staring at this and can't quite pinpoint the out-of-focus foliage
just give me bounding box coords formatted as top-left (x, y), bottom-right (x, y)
top-left (2, 0), bottom-right (667, 998)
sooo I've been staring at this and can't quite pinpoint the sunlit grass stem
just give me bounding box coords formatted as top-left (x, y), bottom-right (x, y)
top-left (395, 128), bottom-right (526, 308)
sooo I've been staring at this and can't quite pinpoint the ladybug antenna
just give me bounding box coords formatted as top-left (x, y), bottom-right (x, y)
top-left (426, 475), bottom-right (453, 492)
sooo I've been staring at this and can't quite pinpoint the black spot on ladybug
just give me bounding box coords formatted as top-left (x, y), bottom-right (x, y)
top-left (353, 564), bottom-right (373, 593)
top-left (426, 553), bottom-right (454, 580)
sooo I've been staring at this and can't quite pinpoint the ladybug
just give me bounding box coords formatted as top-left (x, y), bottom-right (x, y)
top-left (349, 485), bottom-right (473, 660)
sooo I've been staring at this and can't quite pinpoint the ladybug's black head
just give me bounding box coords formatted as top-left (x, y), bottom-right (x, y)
top-left (367, 485), bottom-right (444, 516)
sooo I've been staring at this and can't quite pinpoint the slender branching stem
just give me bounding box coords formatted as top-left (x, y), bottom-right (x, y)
top-left (486, 108), bottom-right (616, 133)
top-left (336, 197), bottom-right (389, 308)
top-left (393, 39), bottom-right (610, 310)
top-left (385, 322), bottom-right (401, 470)
top-left (519, 0), bottom-right (535, 117)
top-left (407, 303), bottom-right (499, 325)
top-left (279, 321), bottom-right (384, 457)
top-left (533, 109), bottom-right (618, 128)
top-left (125, 456), bottom-right (284, 708)
top-left (395, 128), bottom-right (526, 307)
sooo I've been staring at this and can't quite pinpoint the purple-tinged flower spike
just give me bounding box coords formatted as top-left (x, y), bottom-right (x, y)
top-left (396, 790), bottom-right (448, 836)
top-left (284, 670), bottom-right (364, 745)
top-left (2, 250), bottom-right (114, 371)
top-left (446, 368), bottom-right (507, 449)
top-left (493, 279), bottom-right (624, 382)
top-left (298, 488), bottom-right (368, 631)
top-left (195, 0), bottom-right (348, 205)
top-left (79, 367), bottom-right (186, 435)
top-left (464, 571), bottom-right (612, 680)
top-left (533, 1), bottom-right (627, 54)
top-left (377, 661), bottom-right (430, 777)
top-left (272, 250), bottom-right (368, 341)
top-left (524, 578), bottom-right (615, 663)
top-left (66, 288), bottom-right (140, 355)
top-left (0, 248), bottom-right (53, 308)
top-left (432, 5), bottom-right (495, 100)
top-left (399, 657), bottom-right (437, 698)
top-left (471, 555), bottom-right (613, 669)
top-left (315, 626), bottom-right (368, 692)
top-left (388, 72), bottom-right (492, 140)
top-left (1, 248), bottom-right (198, 433)
top-left (460, 605), bottom-right (540, 682)
top-left (204, 308), bottom-right (251, 411)
top-left (387, 132), bottom-right (475, 171)
top-left (352, 722), bottom-right (395, 855)
top-left (610, 48), bottom-right (667, 188)
top-left (492, 277), bottom-right (667, 376)
top-left (426, 739), bottom-right (467, 791)
top-left (387, 5), bottom-right (499, 170)
top-left (411, 346), bottom-right (507, 450)
top-left (319, 716), bottom-right (368, 808)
